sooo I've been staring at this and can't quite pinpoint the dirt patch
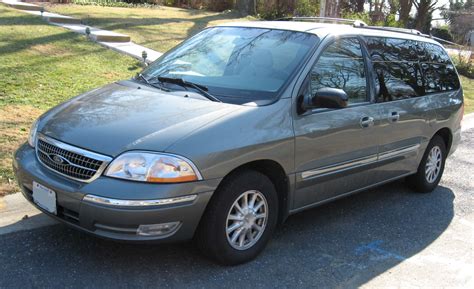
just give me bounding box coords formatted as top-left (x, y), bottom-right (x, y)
top-left (0, 183), bottom-right (17, 197)
top-left (0, 105), bottom-right (43, 196)
top-left (103, 71), bottom-right (121, 80)
top-left (30, 43), bottom-right (73, 57)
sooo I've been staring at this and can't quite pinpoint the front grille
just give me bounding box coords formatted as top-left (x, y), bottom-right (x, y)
top-left (36, 136), bottom-right (110, 182)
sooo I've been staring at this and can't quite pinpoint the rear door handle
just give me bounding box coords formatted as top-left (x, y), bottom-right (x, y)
top-left (389, 111), bottom-right (400, 122)
top-left (360, 116), bottom-right (374, 128)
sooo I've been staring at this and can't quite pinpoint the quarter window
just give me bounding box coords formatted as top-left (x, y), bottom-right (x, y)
top-left (418, 42), bottom-right (460, 93)
top-left (308, 38), bottom-right (367, 105)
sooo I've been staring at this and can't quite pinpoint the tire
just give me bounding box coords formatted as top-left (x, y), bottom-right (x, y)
top-left (407, 135), bottom-right (447, 193)
top-left (196, 170), bottom-right (278, 265)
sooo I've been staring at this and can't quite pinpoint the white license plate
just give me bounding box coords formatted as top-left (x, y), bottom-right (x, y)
top-left (32, 181), bottom-right (57, 215)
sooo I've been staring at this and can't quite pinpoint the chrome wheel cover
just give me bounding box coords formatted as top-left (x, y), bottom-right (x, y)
top-left (425, 146), bottom-right (442, 183)
top-left (226, 190), bottom-right (268, 251)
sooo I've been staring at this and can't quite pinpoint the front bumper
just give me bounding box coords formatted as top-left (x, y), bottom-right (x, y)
top-left (13, 143), bottom-right (220, 242)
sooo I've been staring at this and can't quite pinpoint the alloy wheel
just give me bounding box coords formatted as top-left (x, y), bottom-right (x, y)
top-left (425, 145), bottom-right (442, 183)
top-left (226, 190), bottom-right (268, 250)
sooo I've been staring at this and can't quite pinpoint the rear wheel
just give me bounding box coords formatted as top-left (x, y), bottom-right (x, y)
top-left (196, 170), bottom-right (278, 265)
top-left (407, 135), bottom-right (446, 193)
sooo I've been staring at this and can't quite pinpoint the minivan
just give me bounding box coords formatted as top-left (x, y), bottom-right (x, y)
top-left (13, 18), bottom-right (463, 265)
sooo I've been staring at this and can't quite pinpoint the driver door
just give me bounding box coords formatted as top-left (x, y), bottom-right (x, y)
top-left (293, 37), bottom-right (382, 210)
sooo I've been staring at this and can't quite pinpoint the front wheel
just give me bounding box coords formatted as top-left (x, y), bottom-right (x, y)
top-left (196, 170), bottom-right (278, 265)
top-left (407, 135), bottom-right (447, 193)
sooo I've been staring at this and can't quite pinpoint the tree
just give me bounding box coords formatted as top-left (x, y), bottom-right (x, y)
top-left (340, 0), bottom-right (366, 13)
top-left (236, 0), bottom-right (257, 15)
top-left (441, 0), bottom-right (474, 43)
top-left (398, 0), bottom-right (413, 25)
top-left (324, 0), bottom-right (341, 17)
top-left (387, 0), bottom-right (399, 14)
top-left (369, 0), bottom-right (386, 22)
top-left (412, 0), bottom-right (439, 33)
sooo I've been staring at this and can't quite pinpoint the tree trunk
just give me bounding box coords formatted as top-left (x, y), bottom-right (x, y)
top-left (325, 0), bottom-right (341, 17)
top-left (399, 0), bottom-right (412, 25)
top-left (355, 0), bottom-right (365, 12)
top-left (236, 0), bottom-right (257, 16)
top-left (413, 0), bottom-right (438, 33)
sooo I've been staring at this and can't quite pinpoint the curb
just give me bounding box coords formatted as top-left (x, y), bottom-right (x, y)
top-left (0, 193), bottom-right (57, 235)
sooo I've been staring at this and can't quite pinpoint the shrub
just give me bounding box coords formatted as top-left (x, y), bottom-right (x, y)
top-left (431, 26), bottom-right (454, 42)
top-left (453, 55), bottom-right (474, 79)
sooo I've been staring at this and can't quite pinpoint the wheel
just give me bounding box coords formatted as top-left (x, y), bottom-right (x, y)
top-left (196, 170), bottom-right (278, 265)
top-left (407, 135), bottom-right (447, 193)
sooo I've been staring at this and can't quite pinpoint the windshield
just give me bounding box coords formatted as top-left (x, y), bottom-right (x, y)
top-left (142, 27), bottom-right (318, 105)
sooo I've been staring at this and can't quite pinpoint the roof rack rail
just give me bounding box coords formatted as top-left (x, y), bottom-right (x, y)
top-left (276, 17), bottom-right (367, 27)
top-left (354, 25), bottom-right (425, 36)
top-left (354, 25), bottom-right (462, 47)
top-left (278, 18), bottom-right (462, 47)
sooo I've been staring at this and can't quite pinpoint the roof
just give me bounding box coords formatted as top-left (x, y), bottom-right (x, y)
top-left (216, 21), bottom-right (441, 45)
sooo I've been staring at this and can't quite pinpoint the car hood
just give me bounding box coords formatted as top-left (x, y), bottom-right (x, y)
top-left (39, 81), bottom-right (241, 156)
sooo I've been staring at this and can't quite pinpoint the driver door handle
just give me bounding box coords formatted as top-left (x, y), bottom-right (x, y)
top-left (389, 111), bottom-right (400, 122)
top-left (360, 116), bottom-right (374, 128)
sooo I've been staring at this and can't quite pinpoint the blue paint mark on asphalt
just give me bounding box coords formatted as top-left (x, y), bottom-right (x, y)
top-left (355, 240), bottom-right (406, 261)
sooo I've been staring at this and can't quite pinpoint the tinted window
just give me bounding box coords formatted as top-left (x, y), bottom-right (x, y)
top-left (417, 42), bottom-right (451, 64)
top-left (143, 27), bottom-right (318, 105)
top-left (372, 61), bottom-right (424, 102)
top-left (367, 37), bottom-right (424, 102)
top-left (418, 42), bottom-right (460, 93)
top-left (309, 38), bottom-right (367, 104)
top-left (367, 37), bottom-right (418, 62)
top-left (422, 63), bottom-right (460, 93)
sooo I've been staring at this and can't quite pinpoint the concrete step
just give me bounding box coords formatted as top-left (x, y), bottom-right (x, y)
top-left (7, 2), bottom-right (43, 11)
top-left (99, 41), bottom-right (162, 63)
top-left (46, 15), bottom-right (82, 25)
top-left (91, 30), bottom-right (131, 43)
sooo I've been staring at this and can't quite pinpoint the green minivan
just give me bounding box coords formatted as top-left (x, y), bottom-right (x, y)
top-left (13, 18), bottom-right (463, 265)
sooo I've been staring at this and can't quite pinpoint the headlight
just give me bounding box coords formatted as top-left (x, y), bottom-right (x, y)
top-left (28, 119), bottom-right (39, 147)
top-left (104, 152), bottom-right (202, 183)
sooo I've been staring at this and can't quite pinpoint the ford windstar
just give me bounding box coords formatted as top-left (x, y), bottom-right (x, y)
top-left (13, 18), bottom-right (463, 265)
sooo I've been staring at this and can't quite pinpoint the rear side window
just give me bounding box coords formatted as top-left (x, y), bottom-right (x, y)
top-left (418, 42), bottom-right (460, 93)
top-left (367, 37), bottom-right (424, 102)
top-left (367, 37), bottom-right (418, 62)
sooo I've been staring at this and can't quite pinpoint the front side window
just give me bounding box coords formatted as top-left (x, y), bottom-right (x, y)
top-left (308, 38), bottom-right (367, 105)
top-left (142, 27), bottom-right (318, 105)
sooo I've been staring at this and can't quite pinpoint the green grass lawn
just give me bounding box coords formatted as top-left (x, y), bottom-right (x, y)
top-left (46, 4), bottom-right (254, 53)
top-left (461, 76), bottom-right (474, 114)
top-left (0, 5), bottom-right (142, 195)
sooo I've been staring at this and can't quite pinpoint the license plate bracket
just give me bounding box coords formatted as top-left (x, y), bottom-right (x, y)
top-left (32, 181), bottom-right (57, 215)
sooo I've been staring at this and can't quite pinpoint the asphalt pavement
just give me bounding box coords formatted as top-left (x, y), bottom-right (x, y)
top-left (0, 125), bottom-right (473, 289)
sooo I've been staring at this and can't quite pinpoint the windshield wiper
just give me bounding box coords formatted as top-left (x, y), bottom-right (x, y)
top-left (157, 76), bottom-right (221, 102)
top-left (135, 73), bottom-right (170, 92)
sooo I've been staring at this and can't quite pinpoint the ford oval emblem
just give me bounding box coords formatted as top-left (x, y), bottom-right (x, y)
top-left (52, 154), bottom-right (67, 165)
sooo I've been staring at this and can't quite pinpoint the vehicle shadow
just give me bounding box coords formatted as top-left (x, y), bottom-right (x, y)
top-left (0, 181), bottom-right (454, 288)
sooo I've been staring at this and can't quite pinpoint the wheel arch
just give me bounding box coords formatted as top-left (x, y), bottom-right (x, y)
top-left (213, 159), bottom-right (290, 225)
top-left (433, 127), bottom-right (453, 154)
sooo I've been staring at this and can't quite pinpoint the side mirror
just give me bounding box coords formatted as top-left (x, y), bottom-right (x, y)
top-left (302, 88), bottom-right (349, 111)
